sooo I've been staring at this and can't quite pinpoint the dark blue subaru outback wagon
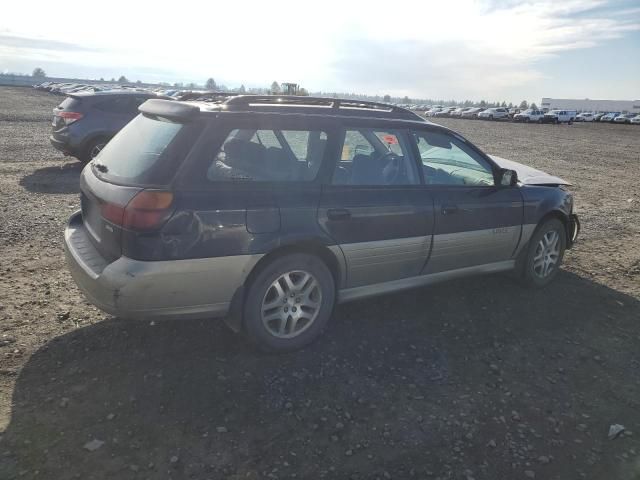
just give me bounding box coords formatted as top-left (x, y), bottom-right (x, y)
top-left (64, 95), bottom-right (580, 351)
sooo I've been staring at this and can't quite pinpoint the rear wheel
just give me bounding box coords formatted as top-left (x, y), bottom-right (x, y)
top-left (79, 137), bottom-right (108, 163)
top-left (243, 253), bottom-right (335, 352)
top-left (519, 218), bottom-right (566, 288)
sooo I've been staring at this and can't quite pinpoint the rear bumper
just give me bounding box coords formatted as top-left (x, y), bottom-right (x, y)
top-left (50, 135), bottom-right (73, 155)
top-left (63, 211), bottom-right (262, 320)
top-left (49, 134), bottom-right (81, 157)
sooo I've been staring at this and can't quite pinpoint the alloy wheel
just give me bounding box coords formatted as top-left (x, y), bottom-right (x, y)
top-left (261, 270), bottom-right (322, 338)
top-left (532, 230), bottom-right (561, 278)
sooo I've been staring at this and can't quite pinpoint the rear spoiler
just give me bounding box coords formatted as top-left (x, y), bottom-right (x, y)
top-left (139, 99), bottom-right (200, 121)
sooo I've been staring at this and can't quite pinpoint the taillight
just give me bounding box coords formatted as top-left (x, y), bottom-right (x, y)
top-left (56, 111), bottom-right (84, 125)
top-left (100, 191), bottom-right (174, 231)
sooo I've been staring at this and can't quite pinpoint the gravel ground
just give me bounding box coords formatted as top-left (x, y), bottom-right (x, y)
top-left (0, 86), bottom-right (639, 480)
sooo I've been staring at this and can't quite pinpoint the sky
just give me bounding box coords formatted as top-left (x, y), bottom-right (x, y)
top-left (0, 0), bottom-right (638, 103)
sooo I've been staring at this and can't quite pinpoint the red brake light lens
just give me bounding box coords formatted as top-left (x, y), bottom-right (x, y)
top-left (100, 191), bottom-right (174, 231)
top-left (57, 111), bottom-right (84, 125)
top-left (123, 191), bottom-right (174, 230)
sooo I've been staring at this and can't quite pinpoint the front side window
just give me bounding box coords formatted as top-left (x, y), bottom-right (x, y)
top-left (412, 130), bottom-right (495, 186)
top-left (332, 128), bottom-right (419, 186)
top-left (206, 128), bottom-right (327, 182)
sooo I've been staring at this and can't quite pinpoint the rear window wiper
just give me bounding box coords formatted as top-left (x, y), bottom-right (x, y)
top-left (93, 162), bottom-right (108, 173)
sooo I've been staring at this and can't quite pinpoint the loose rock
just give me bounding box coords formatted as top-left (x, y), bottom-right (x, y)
top-left (83, 439), bottom-right (104, 452)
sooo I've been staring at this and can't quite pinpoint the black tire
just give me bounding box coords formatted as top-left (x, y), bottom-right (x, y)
top-left (519, 218), bottom-right (567, 288)
top-left (538, 118), bottom-right (543, 124)
top-left (243, 253), bottom-right (336, 352)
top-left (489, 115), bottom-right (494, 121)
top-left (79, 137), bottom-right (108, 163)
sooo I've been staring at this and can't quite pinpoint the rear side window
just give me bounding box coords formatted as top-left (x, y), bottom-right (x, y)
top-left (92, 114), bottom-right (203, 185)
top-left (58, 97), bottom-right (82, 110)
top-left (205, 128), bottom-right (327, 182)
top-left (94, 97), bottom-right (143, 114)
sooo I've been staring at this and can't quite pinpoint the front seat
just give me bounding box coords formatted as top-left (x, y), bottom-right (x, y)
top-left (350, 153), bottom-right (384, 185)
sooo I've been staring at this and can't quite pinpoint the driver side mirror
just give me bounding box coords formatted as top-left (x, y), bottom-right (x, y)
top-left (497, 168), bottom-right (518, 187)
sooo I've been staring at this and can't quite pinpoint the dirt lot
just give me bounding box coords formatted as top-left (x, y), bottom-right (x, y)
top-left (0, 86), bottom-right (639, 480)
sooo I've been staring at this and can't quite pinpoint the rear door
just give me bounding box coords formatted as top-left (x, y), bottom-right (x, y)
top-left (170, 115), bottom-right (335, 260)
top-left (318, 123), bottom-right (434, 288)
top-left (410, 129), bottom-right (523, 274)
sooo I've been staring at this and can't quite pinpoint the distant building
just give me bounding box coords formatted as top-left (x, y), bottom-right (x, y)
top-left (541, 98), bottom-right (640, 113)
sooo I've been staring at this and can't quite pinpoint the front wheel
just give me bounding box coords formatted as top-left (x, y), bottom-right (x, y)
top-left (519, 218), bottom-right (567, 288)
top-left (243, 253), bottom-right (336, 352)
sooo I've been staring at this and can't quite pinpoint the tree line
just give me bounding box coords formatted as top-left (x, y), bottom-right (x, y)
top-left (26, 67), bottom-right (539, 108)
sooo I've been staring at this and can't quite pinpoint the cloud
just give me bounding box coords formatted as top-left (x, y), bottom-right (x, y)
top-left (0, 0), bottom-right (637, 98)
top-left (0, 34), bottom-right (99, 53)
top-left (326, 0), bottom-right (639, 98)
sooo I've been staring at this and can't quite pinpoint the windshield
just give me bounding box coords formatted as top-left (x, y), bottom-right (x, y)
top-left (92, 114), bottom-right (203, 185)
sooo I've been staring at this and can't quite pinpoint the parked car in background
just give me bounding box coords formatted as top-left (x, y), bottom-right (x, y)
top-left (513, 109), bottom-right (545, 123)
top-left (50, 83), bottom-right (76, 94)
top-left (593, 112), bottom-right (607, 122)
top-left (433, 107), bottom-right (457, 117)
top-left (631, 115), bottom-right (640, 125)
top-left (575, 112), bottom-right (595, 122)
top-left (600, 112), bottom-right (621, 122)
top-left (461, 107), bottom-right (483, 119)
top-left (613, 113), bottom-right (636, 124)
top-left (63, 95), bottom-right (579, 351)
top-left (425, 106), bottom-right (443, 117)
top-left (50, 90), bottom-right (168, 162)
top-left (541, 110), bottom-right (576, 124)
top-left (478, 107), bottom-right (509, 120)
top-left (449, 107), bottom-right (467, 117)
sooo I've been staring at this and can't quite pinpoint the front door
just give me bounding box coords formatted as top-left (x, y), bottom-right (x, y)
top-left (410, 129), bottom-right (523, 274)
top-left (318, 126), bottom-right (434, 287)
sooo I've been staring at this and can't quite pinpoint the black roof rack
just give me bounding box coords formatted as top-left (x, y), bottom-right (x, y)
top-left (222, 95), bottom-right (424, 121)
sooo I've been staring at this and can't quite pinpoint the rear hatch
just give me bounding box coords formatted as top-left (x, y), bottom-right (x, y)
top-left (52, 96), bottom-right (84, 132)
top-left (79, 104), bottom-right (204, 261)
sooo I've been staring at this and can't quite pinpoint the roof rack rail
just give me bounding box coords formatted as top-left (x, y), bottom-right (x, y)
top-left (223, 95), bottom-right (423, 120)
top-left (178, 91), bottom-right (238, 102)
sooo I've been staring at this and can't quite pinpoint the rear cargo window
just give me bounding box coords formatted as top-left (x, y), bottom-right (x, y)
top-left (92, 114), bottom-right (202, 185)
